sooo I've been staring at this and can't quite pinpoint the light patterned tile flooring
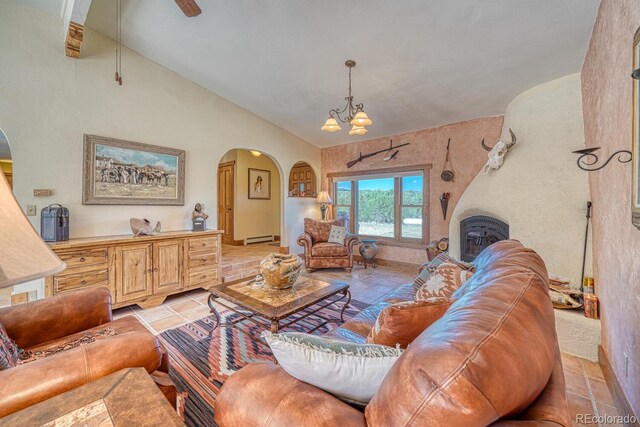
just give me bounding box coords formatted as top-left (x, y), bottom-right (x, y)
top-left (113, 249), bottom-right (622, 425)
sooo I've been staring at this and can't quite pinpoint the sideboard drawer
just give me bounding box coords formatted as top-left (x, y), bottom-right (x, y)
top-left (54, 270), bottom-right (110, 293)
top-left (189, 269), bottom-right (219, 286)
top-left (188, 237), bottom-right (218, 254)
top-left (57, 249), bottom-right (108, 270)
top-left (189, 252), bottom-right (218, 269)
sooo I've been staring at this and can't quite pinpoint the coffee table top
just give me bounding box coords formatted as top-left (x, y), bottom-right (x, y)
top-left (208, 277), bottom-right (348, 320)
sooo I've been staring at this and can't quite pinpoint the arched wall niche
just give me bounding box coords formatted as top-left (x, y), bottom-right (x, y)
top-left (288, 161), bottom-right (317, 198)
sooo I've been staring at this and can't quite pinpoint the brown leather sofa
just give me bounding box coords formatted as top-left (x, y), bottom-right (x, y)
top-left (0, 287), bottom-right (176, 417)
top-left (214, 240), bottom-right (571, 426)
top-left (297, 218), bottom-right (360, 272)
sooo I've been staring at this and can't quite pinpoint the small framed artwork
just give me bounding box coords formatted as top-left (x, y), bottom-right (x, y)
top-left (83, 134), bottom-right (185, 205)
top-left (633, 26), bottom-right (640, 229)
top-left (248, 168), bottom-right (271, 200)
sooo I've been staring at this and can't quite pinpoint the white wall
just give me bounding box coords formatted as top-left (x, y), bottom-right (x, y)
top-left (0, 2), bottom-right (320, 252)
top-left (450, 74), bottom-right (592, 286)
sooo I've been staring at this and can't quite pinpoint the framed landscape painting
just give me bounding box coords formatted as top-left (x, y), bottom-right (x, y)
top-left (248, 168), bottom-right (271, 200)
top-left (82, 135), bottom-right (185, 205)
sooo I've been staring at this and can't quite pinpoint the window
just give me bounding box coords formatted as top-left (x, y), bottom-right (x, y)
top-left (331, 168), bottom-right (428, 244)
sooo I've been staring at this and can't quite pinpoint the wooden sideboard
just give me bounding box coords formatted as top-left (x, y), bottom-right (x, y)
top-left (45, 230), bottom-right (222, 309)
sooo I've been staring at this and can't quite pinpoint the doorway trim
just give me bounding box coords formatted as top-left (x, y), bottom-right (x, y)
top-left (218, 161), bottom-right (236, 245)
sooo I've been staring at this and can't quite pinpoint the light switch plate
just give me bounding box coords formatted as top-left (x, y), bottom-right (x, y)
top-left (26, 205), bottom-right (37, 216)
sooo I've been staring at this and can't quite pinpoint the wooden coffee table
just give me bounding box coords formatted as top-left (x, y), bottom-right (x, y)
top-left (207, 277), bottom-right (350, 333)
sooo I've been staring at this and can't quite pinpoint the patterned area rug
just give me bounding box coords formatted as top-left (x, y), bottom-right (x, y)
top-left (159, 297), bottom-right (368, 427)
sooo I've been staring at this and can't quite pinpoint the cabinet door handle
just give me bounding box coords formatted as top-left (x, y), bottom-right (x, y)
top-left (147, 268), bottom-right (152, 273)
top-left (79, 257), bottom-right (86, 262)
top-left (154, 268), bottom-right (159, 272)
top-left (80, 280), bottom-right (86, 285)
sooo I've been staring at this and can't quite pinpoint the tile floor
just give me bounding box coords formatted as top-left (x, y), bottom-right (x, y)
top-left (113, 259), bottom-right (622, 426)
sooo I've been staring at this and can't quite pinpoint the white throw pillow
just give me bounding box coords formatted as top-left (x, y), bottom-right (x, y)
top-left (327, 225), bottom-right (347, 244)
top-left (262, 331), bottom-right (402, 404)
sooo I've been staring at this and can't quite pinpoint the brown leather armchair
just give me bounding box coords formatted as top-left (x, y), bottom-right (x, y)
top-left (214, 240), bottom-right (571, 426)
top-left (0, 287), bottom-right (176, 418)
top-left (297, 218), bottom-right (360, 272)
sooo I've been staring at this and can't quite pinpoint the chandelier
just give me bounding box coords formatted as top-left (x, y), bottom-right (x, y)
top-left (321, 60), bottom-right (373, 136)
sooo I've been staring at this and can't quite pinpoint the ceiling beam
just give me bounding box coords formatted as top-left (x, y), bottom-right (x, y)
top-left (62, 0), bottom-right (92, 58)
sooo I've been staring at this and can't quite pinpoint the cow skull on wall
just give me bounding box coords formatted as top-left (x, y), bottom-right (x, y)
top-left (481, 128), bottom-right (517, 174)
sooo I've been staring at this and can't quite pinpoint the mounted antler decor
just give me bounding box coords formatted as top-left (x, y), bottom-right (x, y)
top-left (481, 128), bottom-right (517, 174)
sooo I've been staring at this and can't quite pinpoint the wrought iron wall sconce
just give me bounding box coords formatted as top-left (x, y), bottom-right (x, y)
top-left (572, 147), bottom-right (632, 171)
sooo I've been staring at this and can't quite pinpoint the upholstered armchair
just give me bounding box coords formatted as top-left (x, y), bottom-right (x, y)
top-left (0, 287), bottom-right (176, 417)
top-left (297, 218), bottom-right (360, 272)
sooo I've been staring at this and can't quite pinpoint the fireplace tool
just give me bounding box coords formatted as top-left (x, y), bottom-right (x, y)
top-left (580, 201), bottom-right (592, 293)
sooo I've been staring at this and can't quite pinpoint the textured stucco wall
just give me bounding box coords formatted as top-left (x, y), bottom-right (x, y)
top-left (320, 117), bottom-right (504, 264)
top-left (450, 74), bottom-right (592, 287)
top-left (581, 0), bottom-right (640, 415)
top-left (0, 2), bottom-right (319, 254)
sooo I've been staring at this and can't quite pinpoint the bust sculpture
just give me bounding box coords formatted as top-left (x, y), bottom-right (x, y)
top-left (192, 203), bottom-right (208, 231)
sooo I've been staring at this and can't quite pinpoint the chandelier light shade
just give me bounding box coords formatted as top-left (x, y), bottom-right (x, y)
top-left (0, 171), bottom-right (65, 288)
top-left (322, 60), bottom-right (373, 135)
top-left (321, 117), bottom-right (342, 132)
top-left (349, 125), bottom-right (368, 136)
top-left (350, 111), bottom-right (372, 127)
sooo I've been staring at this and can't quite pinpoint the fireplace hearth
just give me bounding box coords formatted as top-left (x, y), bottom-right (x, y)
top-left (460, 216), bottom-right (509, 262)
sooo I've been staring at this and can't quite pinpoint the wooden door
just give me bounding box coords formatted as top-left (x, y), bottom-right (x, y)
top-left (153, 240), bottom-right (183, 292)
top-left (218, 161), bottom-right (234, 244)
top-left (115, 243), bottom-right (153, 302)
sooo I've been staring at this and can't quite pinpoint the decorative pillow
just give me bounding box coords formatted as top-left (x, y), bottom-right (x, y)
top-left (0, 323), bottom-right (21, 371)
top-left (327, 225), bottom-right (347, 244)
top-left (367, 298), bottom-right (452, 348)
top-left (262, 331), bottom-right (402, 404)
top-left (18, 327), bottom-right (117, 365)
top-left (413, 252), bottom-right (473, 290)
top-left (415, 263), bottom-right (473, 301)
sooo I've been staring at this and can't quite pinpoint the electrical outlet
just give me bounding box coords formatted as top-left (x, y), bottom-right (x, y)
top-left (624, 352), bottom-right (629, 378)
top-left (26, 205), bottom-right (37, 216)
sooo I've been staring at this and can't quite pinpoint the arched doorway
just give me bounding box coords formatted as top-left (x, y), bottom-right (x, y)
top-left (217, 149), bottom-right (283, 282)
top-left (217, 149), bottom-right (282, 245)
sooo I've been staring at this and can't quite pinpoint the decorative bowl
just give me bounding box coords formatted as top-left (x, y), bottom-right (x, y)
top-left (259, 253), bottom-right (303, 290)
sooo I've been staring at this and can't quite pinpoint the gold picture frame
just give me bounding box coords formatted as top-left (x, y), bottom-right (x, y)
top-left (248, 168), bottom-right (271, 200)
top-left (83, 135), bottom-right (185, 205)
top-left (632, 27), bottom-right (640, 229)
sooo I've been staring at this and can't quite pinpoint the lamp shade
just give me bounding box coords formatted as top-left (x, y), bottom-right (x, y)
top-left (321, 117), bottom-right (342, 132)
top-left (349, 125), bottom-right (368, 136)
top-left (0, 171), bottom-right (65, 288)
top-left (316, 190), bottom-right (333, 204)
top-left (350, 111), bottom-right (372, 127)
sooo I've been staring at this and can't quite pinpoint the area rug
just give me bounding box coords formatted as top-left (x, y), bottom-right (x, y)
top-left (159, 297), bottom-right (369, 427)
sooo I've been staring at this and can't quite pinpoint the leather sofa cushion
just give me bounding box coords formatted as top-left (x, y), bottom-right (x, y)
top-left (311, 242), bottom-right (349, 257)
top-left (25, 316), bottom-right (146, 353)
top-left (367, 298), bottom-right (452, 348)
top-left (304, 218), bottom-right (344, 243)
top-left (382, 283), bottom-right (416, 303)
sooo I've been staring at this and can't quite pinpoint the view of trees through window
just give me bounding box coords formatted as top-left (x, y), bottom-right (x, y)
top-left (334, 172), bottom-right (424, 242)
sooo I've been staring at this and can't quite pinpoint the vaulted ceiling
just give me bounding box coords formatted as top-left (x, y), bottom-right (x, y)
top-left (19, 0), bottom-right (601, 147)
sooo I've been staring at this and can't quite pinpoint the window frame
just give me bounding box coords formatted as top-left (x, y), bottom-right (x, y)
top-left (328, 165), bottom-right (431, 248)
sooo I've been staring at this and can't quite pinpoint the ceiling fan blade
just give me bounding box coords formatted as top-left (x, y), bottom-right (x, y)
top-left (174, 0), bottom-right (201, 17)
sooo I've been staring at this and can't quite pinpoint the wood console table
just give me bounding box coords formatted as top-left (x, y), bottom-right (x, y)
top-left (46, 230), bottom-right (223, 309)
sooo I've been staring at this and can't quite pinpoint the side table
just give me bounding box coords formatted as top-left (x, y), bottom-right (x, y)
top-left (0, 368), bottom-right (183, 426)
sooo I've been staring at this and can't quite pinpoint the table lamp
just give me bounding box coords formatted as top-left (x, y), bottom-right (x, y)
top-left (0, 170), bottom-right (65, 289)
top-left (316, 190), bottom-right (333, 220)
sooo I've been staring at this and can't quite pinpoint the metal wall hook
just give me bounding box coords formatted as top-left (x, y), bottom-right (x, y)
top-left (572, 147), bottom-right (632, 171)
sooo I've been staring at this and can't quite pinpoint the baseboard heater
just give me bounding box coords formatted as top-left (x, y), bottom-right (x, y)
top-left (244, 235), bottom-right (274, 245)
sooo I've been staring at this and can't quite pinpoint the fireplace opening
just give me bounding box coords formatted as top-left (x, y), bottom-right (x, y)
top-left (460, 215), bottom-right (509, 262)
